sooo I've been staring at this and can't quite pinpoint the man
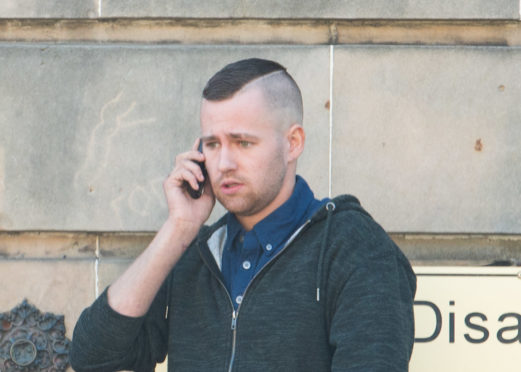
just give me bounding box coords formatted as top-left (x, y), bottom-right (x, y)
top-left (70, 58), bottom-right (416, 371)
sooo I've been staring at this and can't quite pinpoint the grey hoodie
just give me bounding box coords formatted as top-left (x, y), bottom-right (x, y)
top-left (70, 195), bottom-right (416, 372)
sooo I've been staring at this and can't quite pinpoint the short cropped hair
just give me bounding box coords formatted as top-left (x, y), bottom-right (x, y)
top-left (203, 58), bottom-right (285, 100)
top-left (202, 58), bottom-right (303, 126)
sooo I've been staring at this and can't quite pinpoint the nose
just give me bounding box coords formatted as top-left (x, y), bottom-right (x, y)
top-left (217, 145), bottom-right (238, 173)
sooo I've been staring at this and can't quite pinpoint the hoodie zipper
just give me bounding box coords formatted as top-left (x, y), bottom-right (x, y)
top-left (228, 310), bottom-right (238, 372)
top-left (197, 251), bottom-right (238, 372)
top-left (200, 219), bottom-right (313, 372)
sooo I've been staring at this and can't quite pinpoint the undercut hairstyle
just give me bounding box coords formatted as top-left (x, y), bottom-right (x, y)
top-left (202, 58), bottom-right (304, 127)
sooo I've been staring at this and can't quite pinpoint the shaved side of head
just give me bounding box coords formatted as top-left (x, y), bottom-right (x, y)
top-left (242, 70), bottom-right (303, 131)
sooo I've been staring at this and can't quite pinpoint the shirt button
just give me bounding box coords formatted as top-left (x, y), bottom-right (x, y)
top-left (239, 235), bottom-right (244, 243)
top-left (242, 260), bottom-right (251, 270)
top-left (236, 295), bottom-right (243, 304)
top-left (266, 244), bottom-right (273, 251)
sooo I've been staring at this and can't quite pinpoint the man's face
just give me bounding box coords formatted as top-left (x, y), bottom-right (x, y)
top-left (200, 86), bottom-right (293, 227)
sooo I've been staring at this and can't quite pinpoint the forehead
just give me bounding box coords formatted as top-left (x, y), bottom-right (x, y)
top-left (200, 86), bottom-right (275, 135)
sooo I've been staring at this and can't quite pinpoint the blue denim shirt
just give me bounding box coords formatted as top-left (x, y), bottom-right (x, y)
top-left (221, 176), bottom-right (328, 309)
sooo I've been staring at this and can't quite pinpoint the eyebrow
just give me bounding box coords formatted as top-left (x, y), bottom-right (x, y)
top-left (201, 133), bottom-right (260, 142)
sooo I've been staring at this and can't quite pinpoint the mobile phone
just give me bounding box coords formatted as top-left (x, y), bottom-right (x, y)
top-left (183, 141), bottom-right (207, 199)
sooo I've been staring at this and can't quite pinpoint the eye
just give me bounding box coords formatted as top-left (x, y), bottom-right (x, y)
top-left (238, 140), bottom-right (252, 148)
top-left (204, 141), bottom-right (219, 149)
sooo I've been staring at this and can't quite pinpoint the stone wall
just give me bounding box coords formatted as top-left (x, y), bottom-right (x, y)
top-left (1, 1), bottom-right (521, 371)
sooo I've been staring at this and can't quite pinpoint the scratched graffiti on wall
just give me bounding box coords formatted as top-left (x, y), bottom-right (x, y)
top-left (74, 91), bottom-right (165, 227)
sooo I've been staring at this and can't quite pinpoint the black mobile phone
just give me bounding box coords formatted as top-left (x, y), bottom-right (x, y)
top-left (184, 141), bottom-right (207, 199)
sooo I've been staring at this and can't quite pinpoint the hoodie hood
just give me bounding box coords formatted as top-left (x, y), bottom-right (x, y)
top-left (312, 194), bottom-right (372, 302)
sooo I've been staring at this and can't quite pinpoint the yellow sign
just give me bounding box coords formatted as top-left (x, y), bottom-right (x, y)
top-left (410, 267), bottom-right (521, 372)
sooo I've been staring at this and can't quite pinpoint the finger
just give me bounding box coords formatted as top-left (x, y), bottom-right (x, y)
top-left (180, 168), bottom-right (201, 191)
top-left (165, 167), bottom-right (198, 191)
top-left (191, 137), bottom-right (201, 151)
top-left (181, 157), bottom-right (206, 182)
top-left (176, 150), bottom-right (204, 167)
top-left (174, 155), bottom-right (207, 185)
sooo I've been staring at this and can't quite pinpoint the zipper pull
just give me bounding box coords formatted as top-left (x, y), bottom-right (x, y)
top-left (231, 310), bottom-right (237, 330)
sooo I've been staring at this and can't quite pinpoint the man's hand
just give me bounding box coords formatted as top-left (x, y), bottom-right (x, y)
top-left (107, 138), bottom-right (215, 317)
top-left (164, 138), bottom-right (215, 227)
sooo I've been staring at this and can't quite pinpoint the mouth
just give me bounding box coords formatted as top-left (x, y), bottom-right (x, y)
top-left (220, 180), bottom-right (243, 195)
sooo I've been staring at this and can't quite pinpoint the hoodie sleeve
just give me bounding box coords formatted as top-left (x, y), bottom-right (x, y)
top-left (69, 283), bottom-right (168, 372)
top-left (328, 247), bottom-right (416, 372)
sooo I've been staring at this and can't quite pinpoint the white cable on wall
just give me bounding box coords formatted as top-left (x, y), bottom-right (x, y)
top-left (95, 236), bottom-right (100, 298)
top-left (328, 44), bottom-right (334, 199)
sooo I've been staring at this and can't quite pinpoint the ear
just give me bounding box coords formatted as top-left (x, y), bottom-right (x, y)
top-left (286, 124), bottom-right (305, 163)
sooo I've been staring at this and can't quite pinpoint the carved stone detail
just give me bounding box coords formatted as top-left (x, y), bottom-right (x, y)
top-left (0, 300), bottom-right (70, 371)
